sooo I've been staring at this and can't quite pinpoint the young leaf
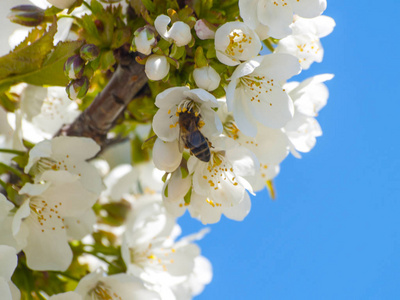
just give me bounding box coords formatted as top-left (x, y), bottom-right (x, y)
top-left (0, 22), bottom-right (56, 83)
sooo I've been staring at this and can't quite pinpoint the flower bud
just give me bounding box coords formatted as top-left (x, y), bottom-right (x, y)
top-left (64, 55), bottom-right (85, 80)
top-left (194, 19), bottom-right (216, 40)
top-left (7, 5), bottom-right (44, 27)
top-left (80, 44), bottom-right (100, 62)
top-left (154, 15), bottom-right (192, 47)
top-left (47, 0), bottom-right (76, 9)
top-left (133, 27), bottom-right (156, 55)
top-left (145, 55), bottom-right (170, 81)
top-left (193, 66), bottom-right (221, 91)
top-left (66, 77), bottom-right (89, 100)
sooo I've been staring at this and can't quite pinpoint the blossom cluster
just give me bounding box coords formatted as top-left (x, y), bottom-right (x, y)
top-left (0, 0), bottom-right (334, 298)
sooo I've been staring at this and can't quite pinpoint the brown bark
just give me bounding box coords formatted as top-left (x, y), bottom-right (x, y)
top-left (57, 48), bottom-right (148, 147)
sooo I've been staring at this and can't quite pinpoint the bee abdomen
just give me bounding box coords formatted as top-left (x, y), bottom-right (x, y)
top-left (190, 140), bottom-right (210, 162)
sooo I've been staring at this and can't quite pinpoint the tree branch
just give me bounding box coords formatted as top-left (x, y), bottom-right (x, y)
top-left (57, 47), bottom-right (148, 147)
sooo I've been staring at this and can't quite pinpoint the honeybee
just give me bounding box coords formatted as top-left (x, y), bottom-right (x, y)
top-left (178, 110), bottom-right (211, 162)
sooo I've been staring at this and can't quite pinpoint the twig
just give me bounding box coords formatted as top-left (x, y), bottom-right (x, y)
top-left (57, 46), bottom-right (148, 148)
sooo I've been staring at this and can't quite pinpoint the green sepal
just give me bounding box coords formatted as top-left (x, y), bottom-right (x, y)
top-left (180, 166), bottom-right (189, 179)
top-left (170, 44), bottom-right (185, 60)
top-left (131, 135), bottom-right (150, 164)
top-left (141, 135), bottom-right (156, 150)
top-left (164, 183), bottom-right (169, 198)
top-left (183, 187), bottom-right (192, 204)
top-left (195, 46), bottom-right (208, 68)
top-left (162, 172), bottom-right (169, 183)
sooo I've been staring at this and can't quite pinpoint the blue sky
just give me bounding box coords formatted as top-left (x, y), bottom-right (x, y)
top-left (180, 1), bottom-right (400, 299)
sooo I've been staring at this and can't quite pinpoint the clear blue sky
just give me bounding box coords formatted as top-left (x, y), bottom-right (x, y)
top-left (179, 1), bottom-right (400, 299)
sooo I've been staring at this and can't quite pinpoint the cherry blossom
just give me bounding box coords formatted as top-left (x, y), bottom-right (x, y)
top-left (226, 53), bottom-right (301, 137)
top-left (275, 16), bottom-right (336, 69)
top-left (239, 0), bottom-right (327, 39)
top-left (215, 21), bottom-right (262, 66)
top-left (25, 136), bottom-right (104, 195)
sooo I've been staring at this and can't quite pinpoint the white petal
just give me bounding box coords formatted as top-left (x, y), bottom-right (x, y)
top-left (0, 245), bottom-right (17, 280)
top-left (51, 136), bottom-right (100, 161)
top-left (257, 0), bottom-right (293, 39)
top-left (49, 291), bottom-right (83, 300)
top-left (23, 214), bottom-right (72, 271)
top-left (154, 15), bottom-right (173, 41)
top-left (155, 86), bottom-right (189, 108)
top-left (223, 191), bottom-right (251, 221)
top-left (290, 0), bottom-right (327, 18)
top-left (153, 139), bottom-right (182, 172)
top-left (0, 279), bottom-right (12, 300)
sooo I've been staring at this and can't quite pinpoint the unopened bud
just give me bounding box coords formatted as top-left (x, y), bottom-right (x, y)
top-left (47, 0), bottom-right (76, 9)
top-left (194, 19), bottom-right (215, 40)
top-left (64, 55), bottom-right (85, 80)
top-left (133, 26), bottom-right (156, 55)
top-left (66, 77), bottom-right (89, 100)
top-left (8, 5), bottom-right (44, 27)
top-left (80, 44), bottom-right (100, 62)
top-left (145, 55), bottom-right (170, 81)
top-left (193, 66), bottom-right (221, 91)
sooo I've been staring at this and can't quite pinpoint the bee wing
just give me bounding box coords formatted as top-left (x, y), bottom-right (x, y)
top-left (187, 130), bottom-right (205, 148)
top-left (178, 125), bottom-right (185, 153)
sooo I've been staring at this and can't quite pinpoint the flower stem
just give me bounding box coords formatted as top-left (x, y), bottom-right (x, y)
top-left (263, 38), bottom-right (276, 53)
top-left (0, 148), bottom-right (26, 155)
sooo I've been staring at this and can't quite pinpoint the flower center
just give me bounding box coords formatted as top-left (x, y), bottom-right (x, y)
top-left (202, 152), bottom-right (239, 190)
top-left (129, 243), bottom-right (176, 272)
top-left (240, 75), bottom-right (280, 104)
top-left (91, 282), bottom-right (122, 300)
top-left (29, 196), bottom-right (65, 233)
top-left (223, 118), bottom-right (240, 140)
top-left (225, 30), bottom-right (253, 57)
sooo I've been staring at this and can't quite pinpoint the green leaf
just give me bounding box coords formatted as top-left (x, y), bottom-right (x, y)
top-left (0, 22), bottom-right (84, 91)
top-left (78, 14), bottom-right (102, 44)
top-left (22, 40), bottom-right (84, 86)
top-left (141, 0), bottom-right (156, 12)
top-left (0, 22), bottom-right (56, 87)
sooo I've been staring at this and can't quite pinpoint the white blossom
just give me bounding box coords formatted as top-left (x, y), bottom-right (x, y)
top-left (284, 73), bottom-right (333, 154)
top-left (155, 15), bottom-right (192, 47)
top-left (145, 55), bottom-right (171, 81)
top-left (215, 21), bottom-right (262, 66)
top-left (121, 194), bottom-right (210, 293)
top-left (218, 100), bottom-right (289, 190)
top-left (185, 137), bottom-right (258, 224)
top-left (275, 16), bottom-right (336, 69)
top-left (226, 53), bottom-right (301, 137)
top-left (25, 136), bottom-right (104, 195)
top-left (73, 269), bottom-right (161, 300)
top-left (0, 245), bottom-right (20, 300)
top-left (193, 66), bottom-right (221, 91)
top-left (239, 0), bottom-right (327, 39)
top-left (103, 162), bottom-right (164, 201)
top-left (0, 171), bottom-right (98, 271)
